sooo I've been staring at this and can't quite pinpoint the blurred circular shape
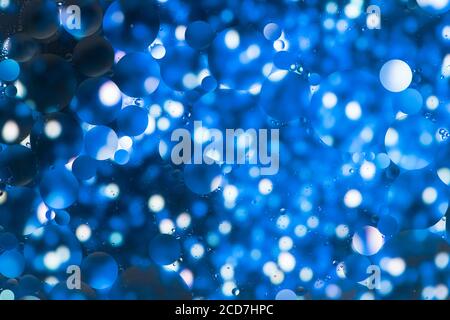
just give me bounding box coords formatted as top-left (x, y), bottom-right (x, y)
top-left (74, 77), bottom-right (122, 125)
top-left (379, 59), bottom-right (412, 93)
top-left (54, 210), bottom-right (71, 226)
top-left (20, 54), bottom-right (77, 113)
top-left (208, 26), bottom-right (273, 90)
top-left (273, 51), bottom-right (297, 70)
top-left (343, 253), bottom-right (372, 282)
top-left (22, 0), bottom-right (59, 40)
top-left (60, 0), bottom-right (103, 39)
top-left (416, 0), bottom-right (450, 14)
top-left (72, 155), bottom-right (97, 180)
top-left (183, 163), bottom-right (222, 195)
top-left (263, 23), bottom-right (282, 41)
top-left (150, 44), bottom-right (166, 60)
top-left (308, 72), bottom-right (321, 86)
top-left (201, 76), bottom-right (217, 92)
top-left (159, 44), bottom-right (202, 91)
top-left (259, 71), bottom-right (310, 122)
top-left (24, 225), bottom-right (82, 274)
top-left (4, 33), bottom-right (38, 62)
top-left (114, 52), bottom-right (160, 97)
top-left (114, 149), bottom-right (129, 165)
top-left (81, 252), bottom-right (119, 290)
top-left (0, 59), bottom-right (20, 82)
top-left (149, 234), bottom-right (181, 265)
top-left (103, 0), bottom-right (160, 51)
top-left (30, 112), bottom-right (84, 165)
top-left (0, 250), bottom-right (25, 278)
top-left (73, 35), bottom-right (115, 77)
top-left (116, 105), bottom-right (148, 136)
top-left (0, 98), bottom-right (33, 144)
top-left (85, 125), bottom-right (118, 160)
top-left (185, 21), bottom-right (216, 50)
top-left (392, 88), bottom-right (423, 114)
top-left (5, 85), bottom-right (17, 98)
top-left (39, 165), bottom-right (79, 210)
top-left (385, 115), bottom-right (438, 170)
top-left (0, 144), bottom-right (37, 186)
top-left (275, 289), bottom-right (297, 300)
top-left (351, 226), bottom-right (384, 256)
top-left (388, 170), bottom-right (448, 230)
top-left (0, 232), bottom-right (18, 250)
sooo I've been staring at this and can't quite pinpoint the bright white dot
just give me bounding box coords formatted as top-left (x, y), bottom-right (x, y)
top-left (344, 189), bottom-right (363, 208)
top-left (344, 3), bottom-right (361, 19)
top-left (276, 215), bottom-right (290, 229)
top-left (148, 194), bottom-right (165, 212)
top-left (2, 120), bottom-right (19, 142)
top-left (223, 185), bottom-right (238, 202)
top-left (176, 212), bottom-right (191, 229)
top-left (379, 59), bottom-right (413, 92)
top-left (0, 289), bottom-right (14, 300)
top-left (422, 187), bottom-right (438, 204)
top-left (99, 81), bottom-right (121, 106)
top-left (335, 224), bottom-right (349, 238)
top-left (385, 128), bottom-right (399, 147)
top-left (103, 183), bottom-right (119, 199)
top-left (435, 284), bottom-right (449, 300)
top-left (44, 120), bottom-right (62, 139)
top-left (164, 100), bottom-right (184, 118)
top-left (180, 269), bottom-right (194, 288)
top-left (222, 281), bottom-right (236, 296)
top-left (435, 252), bottom-right (449, 269)
top-left (220, 264), bottom-right (234, 280)
top-left (382, 257), bottom-right (406, 277)
top-left (437, 168), bottom-right (450, 186)
top-left (175, 25), bottom-right (186, 41)
top-left (326, 284), bottom-right (342, 299)
top-left (279, 236), bottom-right (293, 251)
top-left (224, 29), bottom-right (240, 49)
top-left (149, 104), bottom-right (162, 117)
top-left (352, 226), bottom-right (384, 256)
top-left (345, 101), bottom-right (362, 120)
top-left (219, 221), bottom-right (232, 234)
top-left (426, 95), bottom-right (439, 110)
top-left (307, 216), bottom-right (319, 229)
top-left (360, 161), bottom-right (376, 180)
top-left (118, 136), bottom-right (133, 150)
top-left (322, 92), bottom-right (338, 109)
top-left (157, 117), bottom-right (170, 131)
top-left (263, 261), bottom-right (277, 276)
top-left (190, 243), bottom-right (204, 259)
top-left (278, 252), bottom-right (296, 272)
top-left (144, 77), bottom-right (159, 94)
top-left (76, 224), bottom-right (91, 242)
top-left (44, 252), bottom-right (60, 270)
top-left (299, 267), bottom-right (313, 282)
top-left (159, 218), bottom-right (175, 234)
top-left (151, 44), bottom-right (166, 59)
top-left (258, 178), bottom-right (273, 195)
top-left (270, 269), bottom-right (284, 285)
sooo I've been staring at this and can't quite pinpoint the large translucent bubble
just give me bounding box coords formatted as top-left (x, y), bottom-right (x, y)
top-left (39, 165), bottom-right (79, 210)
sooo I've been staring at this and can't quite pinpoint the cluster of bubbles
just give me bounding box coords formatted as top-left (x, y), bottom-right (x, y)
top-left (0, 0), bottom-right (449, 300)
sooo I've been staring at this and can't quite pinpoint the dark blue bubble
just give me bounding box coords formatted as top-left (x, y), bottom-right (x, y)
top-left (74, 77), bottom-right (122, 125)
top-left (73, 35), bottom-right (115, 77)
top-left (0, 144), bottom-right (37, 186)
top-left (0, 250), bottom-right (25, 278)
top-left (39, 165), bottom-right (79, 210)
top-left (183, 163), bottom-right (222, 195)
top-left (103, 0), bottom-right (160, 51)
top-left (343, 253), bottom-right (372, 282)
top-left (22, 0), bottom-right (59, 40)
top-left (114, 149), bottom-right (130, 165)
top-left (0, 232), bottom-right (19, 250)
top-left (116, 105), bottom-right (148, 136)
top-left (185, 21), bottom-right (216, 51)
top-left (149, 234), bottom-right (181, 265)
top-left (84, 125), bottom-right (118, 160)
top-left (377, 215), bottom-right (399, 238)
top-left (114, 52), bottom-right (160, 97)
top-left (72, 155), bottom-right (97, 180)
top-left (54, 210), bottom-right (71, 226)
top-left (392, 88), bottom-right (423, 114)
top-left (5, 33), bottom-right (39, 62)
top-left (201, 76), bottom-right (217, 92)
top-left (81, 252), bottom-right (119, 290)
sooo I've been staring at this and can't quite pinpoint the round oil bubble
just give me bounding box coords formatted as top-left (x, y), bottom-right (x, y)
top-left (85, 126), bottom-right (119, 161)
top-left (275, 289), bottom-right (297, 300)
top-left (116, 105), bottom-right (148, 136)
top-left (30, 112), bottom-right (84, 165)
top-left (0, 250), bottom-right (25, 278)
top-left (74, 77), bottom-right (122, 125)
top-left (0, 233), bottom-right (18, 251)
top-left (379, 59), bottom-right (413, 93)
top-left (4, 33), bottom-right (38, 62)
top-left (81, 252), bottom-right (119, 290)
top-left (388, 170), bottom-right (448, 230)
top-left (343, 253), bottom-right (372, 282)
top-left (416, 0), bottom-right (450, 14)
top-left (0, 59), bottom-right (20, 82)
top-left (22, 0), bottom-right (59, 40)
top-left (0, 144), bottom-right (37, 186)
top-left (183, 163), bottom-right (222, 195)
top-left (54, 210), bottom-right (71, 226)
top-left (259, 71), bottom-right (310, 122)
top-left (263, 23), bottom-right (282, 41)
top-left (20, 54), bottom-right (77, 113)
top-left (391, 88), bottom-right (423, 114)
top-left (185, 21), bottom-right (216, 50)
top-left (114, 149), bottom-right (130, 165)
top-left (72, 155), bottom-right (97, 181)
top-left (385, 115), bottom-right (438, 170)
top-left (103, 0), bottom-right (160, 51)
top-left (149, 234), bottom-right (181, 265)
top-left (377, 215), bottom-right (399, 238)
top-left (159, 44), bottom-right (202, 91)
top-left (0, 98), bottom-right (33, 145)
top-left (60, 0), bottom-right (103, 39)
top-left (113, 52), bottom-right (160, 97)
top-left (39, 165), bottom-right (79, 210)
top-left (351, 226), bottom-right (385, 256)
top-left (73, 35), bottom-right (115, 77)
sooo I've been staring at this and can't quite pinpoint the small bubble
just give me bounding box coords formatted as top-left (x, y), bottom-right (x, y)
top-left (232, 287), bottom-right (240, 296)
